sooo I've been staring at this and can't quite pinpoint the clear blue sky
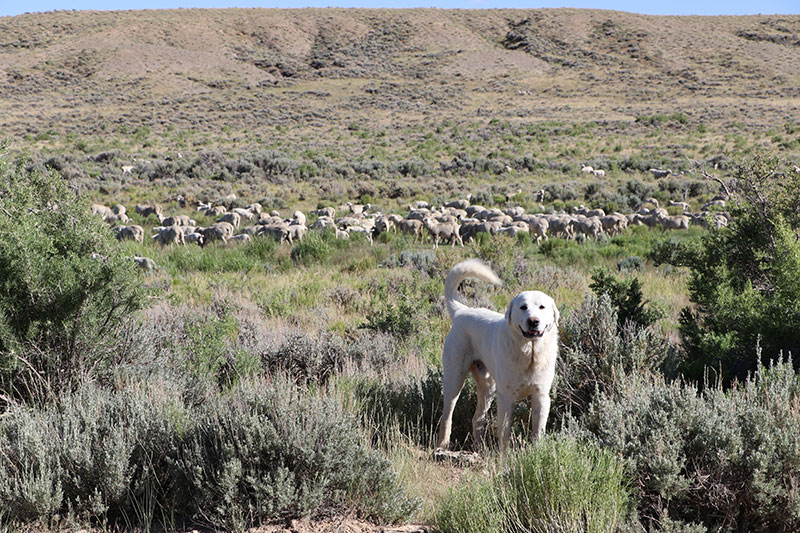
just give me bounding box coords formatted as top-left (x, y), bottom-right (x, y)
top-left (1, 0), bottom-right (797, 18)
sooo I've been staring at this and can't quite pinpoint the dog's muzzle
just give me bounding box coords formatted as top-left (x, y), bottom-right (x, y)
top-left (520, 325), bottom-right (544, 339)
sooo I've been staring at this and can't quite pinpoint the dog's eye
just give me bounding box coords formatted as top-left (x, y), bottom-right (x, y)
top-left (539, 305), bottom-right (546, 310)
top-left (520, 304), bottom-right (527, 310)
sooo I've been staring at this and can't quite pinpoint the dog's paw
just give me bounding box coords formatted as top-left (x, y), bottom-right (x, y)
top-left (433, 448), bottom-right (481, 465)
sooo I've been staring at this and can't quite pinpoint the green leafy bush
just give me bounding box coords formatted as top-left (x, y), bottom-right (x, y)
top-left (587, 358), bottom-right (800, 532)
top-left (589, 268), bottom-right (663, 330)
top-left (0, 152), bottom-right (143, 394)
top-left (650, 156), bottom-right (800, 383)
top-left (434, 435), bottom-right (631, 533)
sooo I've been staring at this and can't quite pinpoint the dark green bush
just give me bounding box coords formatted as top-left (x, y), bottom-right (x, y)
top-left (434, 435), bottom-right (631, 533)
top-left (650, 156), bottom-right (800, 384)
top-left (589, 268), bottom-right (663, 330)
top-left (587, 358), bottom-right (800, 532)
top-left (0, 152), bottom-right (143, 395)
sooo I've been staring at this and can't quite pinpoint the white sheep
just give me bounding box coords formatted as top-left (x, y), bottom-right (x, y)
top-left (422, 216), bottom-right (462, 248)
top-left (398, 219), bottom-right (424, 242)
top-left (291, 210), bottom-right (306, 226)
top-left (152, 226), bottom-right (185, 246)
top-left (217, 212), bottom-right (241, 229)
top-left (112, 224), bottom-right (144, 243)
top-left (202, 222), bottom-right (236, 244)
top-left (184, 232), bottom-right (205, 246)
top-left (669, 200), bottom-right (690, 212)
top-left (649, 168), bottom-right (672, 179)
top-left (228, 234), bottom-right (252, 245)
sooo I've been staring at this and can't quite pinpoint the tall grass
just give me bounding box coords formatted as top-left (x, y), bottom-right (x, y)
top-left (434, 435), bottom-right (631, 533)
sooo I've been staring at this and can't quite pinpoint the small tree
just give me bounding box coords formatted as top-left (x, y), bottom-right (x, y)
top-left (0, 149), bottom-right (144, 397)
top-left (651, 155), bottom-right (800, 384)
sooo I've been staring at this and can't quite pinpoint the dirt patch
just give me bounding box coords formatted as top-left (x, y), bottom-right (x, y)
top-left (249, 519), bottom-right (430, 533)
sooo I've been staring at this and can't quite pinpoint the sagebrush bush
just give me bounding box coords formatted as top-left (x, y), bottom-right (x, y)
top-left (350, 367), bottom-right (477, 449)
top-left (587, 358), bottom-right (800, 532)
top-left (434, 435), bottom-right (631, 533)
top-left (0, 383), bottom-right (181, 526)
top-left (555, 292), bottom-right (675, 421)
top-left (381, 249), bottom-right (438, 277)
top-left (181, 375), bottom-right (419, 529)
top-left (0, 151), bottom-right (144, 395)
top-left (261, 329), bottom-right (401, 384)
top-left (0, 375), bottom-right (418, 529)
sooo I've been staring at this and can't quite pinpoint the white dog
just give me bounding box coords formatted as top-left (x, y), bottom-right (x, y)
top-left (437, 259), bottom-right (560, 451)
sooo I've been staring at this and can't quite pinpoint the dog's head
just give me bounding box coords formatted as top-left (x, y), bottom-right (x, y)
top-left (505, 291), bottom-right (560, 341)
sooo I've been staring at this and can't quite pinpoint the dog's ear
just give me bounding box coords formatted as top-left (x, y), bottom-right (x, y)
top-left (552, 301), bottom-right (561, 326)
top-left (505, 299), bottom-right (513, 325)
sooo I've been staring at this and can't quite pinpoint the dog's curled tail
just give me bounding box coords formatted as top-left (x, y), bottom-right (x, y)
top-left (444, 259), bottom-right (502, 319)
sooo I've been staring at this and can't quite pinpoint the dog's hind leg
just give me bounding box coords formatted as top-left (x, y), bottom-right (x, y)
top-left (470, 360), bottom-right (495, 449)
top-left (437, 340), bottom-right (471, 450)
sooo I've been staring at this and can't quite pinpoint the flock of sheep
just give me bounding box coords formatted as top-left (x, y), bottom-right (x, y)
top-left (91, 194), bottom-right (730, 267)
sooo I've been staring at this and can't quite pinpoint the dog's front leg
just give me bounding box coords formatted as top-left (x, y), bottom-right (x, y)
top-left (496, 393), bottom-right (515, 451)
top-left (529, 391), bottom-right (550, 441)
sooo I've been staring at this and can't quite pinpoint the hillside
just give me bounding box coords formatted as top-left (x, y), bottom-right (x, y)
top-left (0, 8), bottom-right (798, 205)
top-left (2, 9), bottom-right (799, 136)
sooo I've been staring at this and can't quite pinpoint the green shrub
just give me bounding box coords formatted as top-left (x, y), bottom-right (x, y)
top-left (587, 358), bottom-right (800, 532)
top-left (650, 156), bottom-right (800, 383)
top-left (181, 302), bottom-right (258, 389)
top-left (0, 151), bottom-right (143, 395)
top-left (589, 268), bottom-right (663, 330)
top-left (617, 255), bottom-right (645, 273)
top-left (434, 435), bottom-right (631, 533)
top-left (362, 297), bottom-right (420, 338)
top-left (290, 231), bottom-right (331, 266)
top-left (351, 367), bottom-right (476, 449)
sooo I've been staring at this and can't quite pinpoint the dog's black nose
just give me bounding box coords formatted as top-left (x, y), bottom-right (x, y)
top-left (528, 318), bottom-right (539, 328)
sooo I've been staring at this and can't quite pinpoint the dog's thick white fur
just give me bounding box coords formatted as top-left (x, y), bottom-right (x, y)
top-left (437, 259), bottom-right (560, 450)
